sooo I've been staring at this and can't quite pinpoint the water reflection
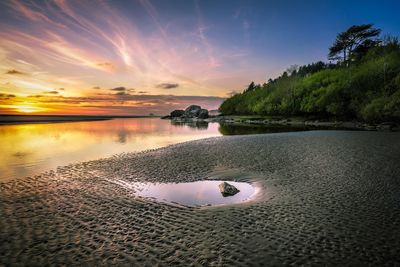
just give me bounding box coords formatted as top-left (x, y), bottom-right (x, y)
top-left (133, 180), bottom-right (257, 207)
top-left (170, 120), bottom-right (209, 129)
top-left (117, 129), bottom-right (128, 144)
top-left (0, 118), bottom-right (221, 181)
top-left (0, 118), bottom-right (318, 181)
top-left (171, 120), bottom-right (317, 136)
top-left (218, 123), bottom-right (312, 135)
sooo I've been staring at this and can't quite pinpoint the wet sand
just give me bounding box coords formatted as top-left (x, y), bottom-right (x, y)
top-left (1, 131), bottom-right (400, 266)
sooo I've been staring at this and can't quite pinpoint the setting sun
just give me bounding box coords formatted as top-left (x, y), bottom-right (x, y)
top-left (15, 105), bottom-right (45, 113)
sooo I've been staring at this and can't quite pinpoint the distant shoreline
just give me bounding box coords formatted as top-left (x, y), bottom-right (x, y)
top-left (0, 115), bottom-right (159, 125)
top-left (167, 115), bottom-right (400, 132)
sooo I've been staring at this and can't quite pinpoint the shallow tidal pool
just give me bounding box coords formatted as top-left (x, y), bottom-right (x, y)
top-left (131, 180), bottom-right (258, 207)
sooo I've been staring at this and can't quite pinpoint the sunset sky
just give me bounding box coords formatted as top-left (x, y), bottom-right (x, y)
top-left (1, 0), bottom-right (399, 115)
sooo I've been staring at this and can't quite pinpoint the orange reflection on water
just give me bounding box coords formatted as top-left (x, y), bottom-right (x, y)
top-left (0, 118), bottom-right (221, 181)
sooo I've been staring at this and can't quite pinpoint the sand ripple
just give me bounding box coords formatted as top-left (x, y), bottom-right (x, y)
top-left (1, 131), bottom-right (400, 266)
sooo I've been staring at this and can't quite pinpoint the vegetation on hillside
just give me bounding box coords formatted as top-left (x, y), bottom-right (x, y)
top-left (219, 24), bottom-right (400, 122)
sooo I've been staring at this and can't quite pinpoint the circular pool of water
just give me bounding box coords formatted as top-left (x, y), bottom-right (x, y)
top-left (133, 180), bottom-right (258, 207)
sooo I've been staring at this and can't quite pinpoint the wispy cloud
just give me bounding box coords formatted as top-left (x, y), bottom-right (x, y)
top-left (194, 1), bottom-right (220, 69)
top-left (7, 0), bottom-right (52, 23)
top-left (110, 87), bottom-right (127, 91)
top-left (0, 0), bottom-right (257, 114)
top-left (0, 93), bottom-right (16, 99)
top-left (43, 90), bottom-right (59, 94)
top-left (115, 91), bottom-right (128, 96)
top-left (156, 83), bottom-right (179, 89)
top-left (28, 94), bottom-right (44, 98)
top-left (5, 69), bottom-right (26, 75)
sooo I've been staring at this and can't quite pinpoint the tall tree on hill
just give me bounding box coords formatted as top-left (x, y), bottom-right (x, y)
top-left (329, 24), bottom-right (381, 65)
top-left (245, 81), bottom-right (255, 92)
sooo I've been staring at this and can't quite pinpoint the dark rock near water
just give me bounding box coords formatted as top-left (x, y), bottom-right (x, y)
top-left (161, 115), bottom-right (171, 119)
top-left (185, 105), bottom-right (202, 117)
top-left (170, 110), bottom-right (185, 118)
top-left (162, 105), bottom-right (212, 121)
top-left (219, 182), bottom-right (240, 197)
top-left (377, 122), bottom-right (397, 131)
top-left (198, 109), bottom-right (209, 119)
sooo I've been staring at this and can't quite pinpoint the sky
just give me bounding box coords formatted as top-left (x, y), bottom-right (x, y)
top-left (0, 0), bottom-right (399, 115)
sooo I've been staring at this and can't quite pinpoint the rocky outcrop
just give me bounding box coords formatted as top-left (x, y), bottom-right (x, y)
top-left (162, 105), bottom-right (211, 121)
top-left (198, 109), bottom-right (209, 119)
top-left (377, 122), bottom-right (397, 131)
top-left (170, 110), bottom-right (185, 118)
top-left (219, 182), bottom-right (240, 197)
top-left (184, 105), bottom-right (202, 118)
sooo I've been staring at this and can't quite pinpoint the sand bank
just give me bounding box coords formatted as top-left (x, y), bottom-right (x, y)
top-left (1, 131), bottom-right (400, 265)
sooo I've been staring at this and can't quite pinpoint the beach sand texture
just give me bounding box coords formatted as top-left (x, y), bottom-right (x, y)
top-left (1, 131), bottom-right (400, 266)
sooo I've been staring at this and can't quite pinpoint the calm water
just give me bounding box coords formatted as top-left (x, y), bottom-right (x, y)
top-left (108, 179), bottom-right (258, 206)
top-left (0, 118), bottom-right (320, 181)
top-left (0, 118), bottom-right (222, 181)
top-left (134, 180), bottom-right (257, 206)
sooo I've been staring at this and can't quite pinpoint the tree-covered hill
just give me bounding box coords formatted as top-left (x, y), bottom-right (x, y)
top-left (219, 25), bottom-right (400, 122)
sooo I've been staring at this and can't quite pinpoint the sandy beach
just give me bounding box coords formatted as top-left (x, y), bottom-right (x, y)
top-left (1, 130), bottom-right (400, 266)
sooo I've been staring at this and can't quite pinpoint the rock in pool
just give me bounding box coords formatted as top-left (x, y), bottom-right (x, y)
top-left (219, 182), bottom-right (240, 197)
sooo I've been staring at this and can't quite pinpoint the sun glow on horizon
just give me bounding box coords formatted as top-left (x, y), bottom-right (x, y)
top-left (0, 0), bottom-right (247, 115)
top-left (14, 105), bottom-right (48, 113)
